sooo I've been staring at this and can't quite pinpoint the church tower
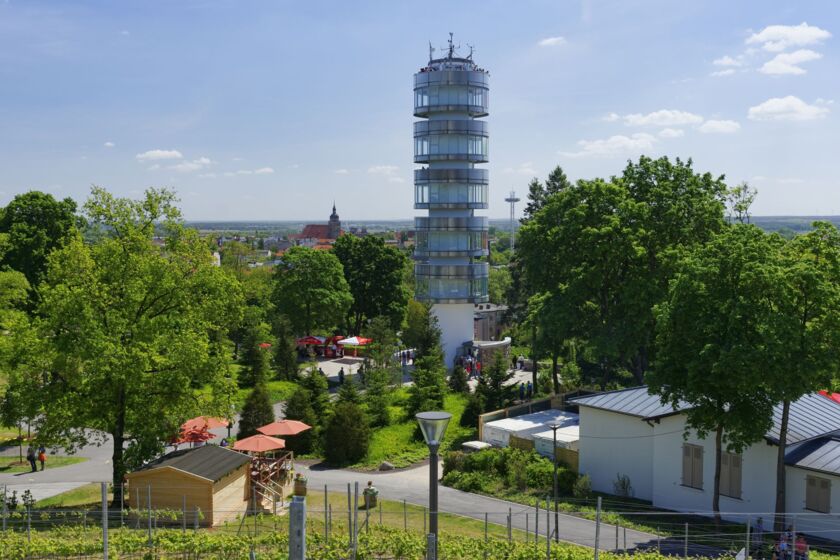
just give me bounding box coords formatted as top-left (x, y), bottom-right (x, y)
top-left (328, 202), bottom-right (341, 239)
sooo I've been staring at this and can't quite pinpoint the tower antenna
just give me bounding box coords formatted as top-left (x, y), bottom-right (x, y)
top-left (448, 32), bottom-right (455, 58)
top-left (504, 191), bottom-right (521, 254)
top-left (429, 41), bottom-right (435, 63)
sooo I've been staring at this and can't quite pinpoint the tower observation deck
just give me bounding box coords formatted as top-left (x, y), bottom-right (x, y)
top-left (413, 35), bottom-right (490, 367)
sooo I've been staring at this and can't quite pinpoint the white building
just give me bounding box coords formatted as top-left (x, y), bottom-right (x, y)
top-left (571, 387), bottom-right (840, 540)
top-left (481, 410), bottom-right (578, 448)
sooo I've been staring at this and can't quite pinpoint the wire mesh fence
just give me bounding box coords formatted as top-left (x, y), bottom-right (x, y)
top-left (2, 482), bottom-right (840, 559)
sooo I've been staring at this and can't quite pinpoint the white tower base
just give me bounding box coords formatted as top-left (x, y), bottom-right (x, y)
top-left (432, 303), bottom-right (474, 369)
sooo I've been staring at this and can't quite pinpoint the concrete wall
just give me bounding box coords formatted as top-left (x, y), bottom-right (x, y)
top-left (433, 302), bottom-right (474, 368)
top-left (577, 407), bottom-right (654, 501)
top-left (785, 466), bottom-right (840, 541)
top-left (650, 415), bottom-right (777, 520)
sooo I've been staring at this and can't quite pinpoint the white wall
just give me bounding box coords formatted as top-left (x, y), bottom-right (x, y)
top-left (577, 407), bottom-right (654, 501)
top-left (651, 415), bottom-right (777, 521)
top-left (433, 303), bottom-right (474, 368)
top-left (785, 467), bottom-right (840, 541)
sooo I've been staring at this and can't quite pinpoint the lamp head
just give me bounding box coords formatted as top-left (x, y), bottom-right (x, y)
top-left (549, 423), bottom-right (562, 432)
top-left (416, 411), bottom-right (452, 447)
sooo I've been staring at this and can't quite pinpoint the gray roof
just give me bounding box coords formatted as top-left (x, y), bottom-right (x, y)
top-left (572, 387), bottom-right (840, 445)
top-left (786, 437), bottom-right (840, 475)
top-left (570, 387), bottom-right (681, 419)
top-left (133, 445), bottom-right (251, 482)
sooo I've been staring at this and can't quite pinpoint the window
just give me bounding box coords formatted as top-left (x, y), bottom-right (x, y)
top-left (720, 452), bottom-right (742, 499)
top-left (806, 475), bottom-right (831, 513)
top-left (682, 444), bottom-right (703, 490)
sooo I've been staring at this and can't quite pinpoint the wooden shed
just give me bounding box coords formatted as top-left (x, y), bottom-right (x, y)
top-left (126, 445), bottom-right (252, 527)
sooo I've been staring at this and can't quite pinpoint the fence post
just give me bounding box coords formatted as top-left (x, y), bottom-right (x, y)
top-left (2, 485), bottom-right (6, 532)
top-left (352, 482), bottom-right (359, 560)
top-left (379, 499), bottom-right (382, 526)
top-left (684, 522), bottom-right (688, 560)
top-left (746, 515), bottom-right (751, 560)
top-left (147, 484), bottom-right (153, 548)
top-left (182, 495), bottom-right (187, 533)
top-left (545, 496), bottom-right (551, 560)
top-left (526, 513), bottom-right (529, 544)
top-left (616, 521), bottom-right (619, 550)
top-left (403, 499), bottom-right (407, 530)
top-left (657, 526), bottom-right (661, 553)
top-left (289, 496), bottom-right (307, 560)
top-left (365, 499), bottom-right (370, 534)
top-left (535, 498), bottom-right (539, 547)
top-left (329, 504), bottom-right (332, 537)
top-left (26, 504), bottom-right (31, 542)
top-left (423, 507), bottom-right (427, 534)
top-left (508, 507), bottom-right (512, 542)
top-left (594, 496), bottom-right (601, 560)
top-left (624, 526), bottom-right (627, 550)
top-left (324, 484), bottom-right (328, 541)
top-left (484, 512), bottom-right (488, 560)
top-left (101, 482), bottom-right (109, 560)
top-left (120, 482), bottom-right (125, 527)
top-left (347, 483), bottom-right (352, 543)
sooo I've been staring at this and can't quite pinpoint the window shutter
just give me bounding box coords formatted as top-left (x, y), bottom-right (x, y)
top-left (807, 476), bottom-right (817, 511)
top-left (682, 445), bottom-right (691, 486)
top-left (820, 478), bottom-right (831, 513)
top-left (731, 454), bottom-right (742, 499)
top-left (693, 445), bottom-right (704, 489)
top-left (720, 453), bottom-right (730, 497)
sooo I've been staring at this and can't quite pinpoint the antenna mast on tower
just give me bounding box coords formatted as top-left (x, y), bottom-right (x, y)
top-left (504, 191), bottom-right (521, 253)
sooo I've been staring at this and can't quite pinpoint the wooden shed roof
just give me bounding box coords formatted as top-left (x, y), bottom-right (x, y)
top-left (130, 445), bottom-right (251, 483)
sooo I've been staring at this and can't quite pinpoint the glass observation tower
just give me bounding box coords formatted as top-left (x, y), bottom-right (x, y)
top-left (413, 35), bottom-right (490, 368)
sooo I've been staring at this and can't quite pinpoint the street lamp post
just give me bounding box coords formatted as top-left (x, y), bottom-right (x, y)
top-left (416, 411), bottom-right (452, 560)
top-left (549, 423), bottom-right (561, 542)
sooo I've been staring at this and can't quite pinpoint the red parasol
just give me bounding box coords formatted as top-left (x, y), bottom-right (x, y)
top-left (296, 336), bottom-right (326, 346)
top-left (258, 342), bottom-right (272, 349)
top-left (171, 427), bottom-right (214, 445)
top-left (257, 420), bottom-right (312, 437)
top-left (233, 434), bottom-right (286, 452)
top-left (181, 416), bottom-right (228, 432)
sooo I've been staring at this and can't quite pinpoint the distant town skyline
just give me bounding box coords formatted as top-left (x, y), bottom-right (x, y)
top-left (1, 1), bottom-right (837, 219)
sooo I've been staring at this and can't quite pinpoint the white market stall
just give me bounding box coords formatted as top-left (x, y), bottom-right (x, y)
top-left (481, 410), bottom-right (579, 448)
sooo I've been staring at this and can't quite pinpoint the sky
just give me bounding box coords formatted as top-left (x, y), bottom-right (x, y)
top-left (0, 1), bottom-right (838, 220)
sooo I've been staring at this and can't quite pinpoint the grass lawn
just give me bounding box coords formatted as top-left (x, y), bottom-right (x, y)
top-left (354, 390), bottom-right (475, 470)
top-left (35, 483), bottom-right (113, 509)
top-left (0, 456), bottom-right (87, 473)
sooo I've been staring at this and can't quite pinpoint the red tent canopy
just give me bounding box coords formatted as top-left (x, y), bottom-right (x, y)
top-left (233, 434), bottom-right (286, 452)
top-left (296, 336), bottom-right (326, 346)
top-left (257, 420), bottom-right (312, 437)
top-left (819, 390), bottom-right (840, 404)
top-left (258, 342), bottom-right (272, 349)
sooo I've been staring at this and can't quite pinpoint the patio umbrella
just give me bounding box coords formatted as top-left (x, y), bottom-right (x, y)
top-left (296, 336), bottom-right (326, 346)
top-left (181, 416), bottom-right (228, 432)
top-left (172, 427), bottom-right (214, 445)
top-left (257, 420), bottom-right (312, 437)
top-left (336, 336), bottom-right (372, 346)
top-left (233, 434), bottom-right (286, 452)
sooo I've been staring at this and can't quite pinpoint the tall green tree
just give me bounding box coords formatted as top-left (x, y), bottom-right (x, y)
top-left (324, 402), bottom-right (370, 465)
top-left (648, 224), bottom-right (781, 521)
top-left (0, 191), bottom-right (78, 295)
top-left (238, 383), bottom-right (275, 439)
top-left (476, 352), bottom-right (515, 412)
top-left (2, 188), bottom-right (241, 504)
top-left (283, 387), bottom-right (317, 454)
top-left (769, 222), bottom-right (840, 530)
top-left (272, 315), bottom-right (299, 381)
top-left (518, 156), bottom-right (727, 385)
top-left (300, 365), bottom-right (331, 423)
top-left (239, 321), bottom-right (272, 387)
top-left (407, 345), bottom-right (447, 416)
top-left (272, 246), bottom-right (352, 335)
top-left (333, 235), bottom-right (408, 334)
top-left (365, 316), bottom-right (399, 370)
top-left (401, 301), bottom-right (441, 359)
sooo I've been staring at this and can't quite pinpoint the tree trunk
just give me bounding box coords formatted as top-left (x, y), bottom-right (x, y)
top-left (774, 399), bottom-right (790, 533)
top-left (551, 353), bottom-right (560, 395)
top-left (713, 424), bottom-right (723, 526)
top-left (111, 387), bottom-right (127, 507)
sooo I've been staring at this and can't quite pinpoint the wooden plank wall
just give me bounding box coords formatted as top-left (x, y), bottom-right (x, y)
top-left (127, 468), bottom-right (213, 526)
top-left (211, 463), bottom-right (249, 525)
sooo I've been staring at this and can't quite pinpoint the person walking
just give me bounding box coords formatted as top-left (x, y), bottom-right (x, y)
top-left (26, 446), bottom-right (37, 473)
top-left (526, 380), bottom-right (533, 400)
top-left (38, 445), bottom-right (46, 471)
top-left (519, 383), bottom-right (525, 401)
top-left (338, 367), bottom-right (345, 385)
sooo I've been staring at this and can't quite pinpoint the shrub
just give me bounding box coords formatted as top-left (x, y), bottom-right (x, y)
top-left (324, 402), bottom-right (370, 465)
top-left (459, 392), bottom-right (483, 428)
top-left (462, 448), bottom-right (498, 474)
top-left (525, 459), bottom-right (554, 491)
top-left (444, 470), bottom-right (493, 493)
top-left (448, 365), bottom-right (469, 393)
top-left (572, 474), bottom-right (593, 499)
top-left (442, 451), bottom-right (465, 477)
top-left (505, 449), bottom-right (531, 491)
top-left (558, 469), bottom-right (577, 495)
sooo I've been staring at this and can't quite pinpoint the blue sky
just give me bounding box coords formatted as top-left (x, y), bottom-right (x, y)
top-left (0, 1), bottom-right (837, 220)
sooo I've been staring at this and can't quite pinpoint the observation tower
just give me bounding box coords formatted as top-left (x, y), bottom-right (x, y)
top-left (413, 35), bottom-right (490, 367)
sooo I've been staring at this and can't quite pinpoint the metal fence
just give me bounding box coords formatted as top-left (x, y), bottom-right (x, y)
top-left (2, 483), bottom-right (840, 559)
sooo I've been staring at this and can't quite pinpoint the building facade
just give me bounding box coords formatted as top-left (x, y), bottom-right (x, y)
top-left (413, 37), bottom-right (490, 367)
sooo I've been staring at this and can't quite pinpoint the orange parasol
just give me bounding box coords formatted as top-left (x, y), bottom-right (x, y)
top-left (233, 434), bottom-right (286, 452)
top-left (257, 420), bottom-right (312, 437)
top-left (181, 416), bottom-right (228, 432)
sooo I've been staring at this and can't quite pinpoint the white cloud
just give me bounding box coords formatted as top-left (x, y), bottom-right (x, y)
top-left (538, 36), bottom-right (566, 47)
top-left (254, 167), bottom-right (274, 175)
top-left (748, 96), bottom-right (830, 121)
top-left (713, 55), bottom-right (742, 67)
top-left (334, 169), bottom-right (350, 175)
top-left (136, 149), bottom-right (183, 161)
top-left (778, 177), bottom-right (804, 185)
top-left (503, 162), bottom-right (538, 175)
top-left (236, 170), bottom-right (253, 175)
top-left (169, 156), bottom-right (213, 173)
top-left (368, 165), bottom-right (400, 176)
top-left (601, 112), bottom-right (621, 122)
top-left (199, 173), bottom-right (217, 179)
top-left (622, 109), bottom-right (704, 127)
top-left (288, 163), bottom-right (300, 169)
top-left (147, 164), bottom-right (161, 171)
top-left (746, 22), bottom-right (831, 52)
top-left (658, 128), bottom-right (684, 138)
top-left (710, 69), bottom-right (736, 77)
top-left (560, 133), bottom-right (657, 158)
top-left (759, 49), bottom-right (822, 75)
top-left (698, 120), bottom-right (741, 134)
top-left (120, 30), bottom-right (130, 36)
top-left (103, 141), bottom-right (115, 148)
top-left (223, 172), bottom-right (235, 177)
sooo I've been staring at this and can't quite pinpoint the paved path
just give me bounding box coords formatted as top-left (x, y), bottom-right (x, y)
top-left (296, 461), bottom-right (698, 554)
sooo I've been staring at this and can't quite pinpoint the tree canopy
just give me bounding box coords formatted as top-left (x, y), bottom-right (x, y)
top-left (332, 235), bottom-right (408, 334)
top-left (1, 187), bottom-right (242, 503)
top-left (272, 246), bottom-right (352, 335)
